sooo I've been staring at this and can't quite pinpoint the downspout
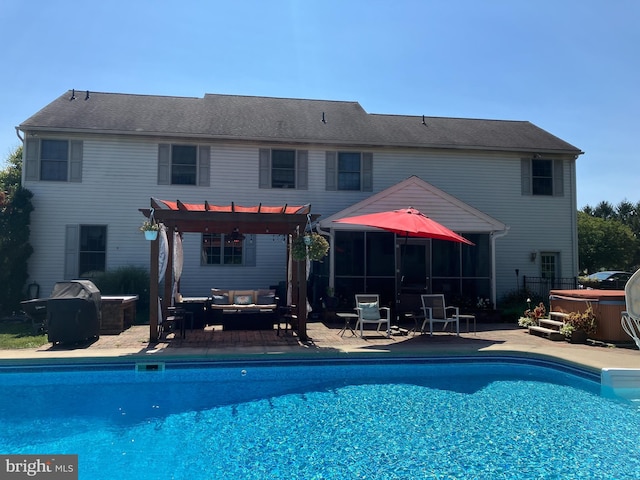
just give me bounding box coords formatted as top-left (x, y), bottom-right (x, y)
top-left (570, 155), bottom-right (579, 278)
top-left (15, 127), bottom-right (24, 143)
top-left (490, 227), bottom-right (510, 308)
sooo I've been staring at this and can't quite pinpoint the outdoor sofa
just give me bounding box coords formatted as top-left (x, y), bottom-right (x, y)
top-left (209, 289), bottom-right (279, 330)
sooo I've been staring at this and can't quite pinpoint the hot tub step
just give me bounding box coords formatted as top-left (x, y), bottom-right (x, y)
top-left (529, 325), bottom-right (565, 341)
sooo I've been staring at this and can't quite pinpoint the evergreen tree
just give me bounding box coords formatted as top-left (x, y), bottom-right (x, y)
top-left (0, 147), bottom-right (34, 315)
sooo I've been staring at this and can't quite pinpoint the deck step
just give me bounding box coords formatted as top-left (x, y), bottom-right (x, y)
top-left (550, 311), bottom-right (570, 320)
top-left (539, 318), bottom-right (564, 329)
top-left (529, 325), bottom-right (566, 341)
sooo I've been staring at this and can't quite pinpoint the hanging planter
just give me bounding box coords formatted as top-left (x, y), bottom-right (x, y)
top-left (291, 233), bottom-right (329, 261)
top-left (140, 220), bottom-right (161, 240)
top-left (144, 230), bottom-right (158, 241)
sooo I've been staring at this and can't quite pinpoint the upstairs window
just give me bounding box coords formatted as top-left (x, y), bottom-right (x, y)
top-left (171, 145), bottom-right (197, 185)
top-left (41, 140), bottom-right (68, 181)
top-left (24, 138), bottom-right (83, 182)
top-left (338, 152), bottom-right (362, 190)
top-left (532, 159), bottom-right (553, 195)
top-left (521, 158), bottom-right (563, 197)
top-left (325, 151), bottom-right (373, 191)
top-left (157, 144), bottom-right (210, 187)
top-left (271, 150), bottom-right (296, 188)
top-left (259, 148), bottom-right (308, 189)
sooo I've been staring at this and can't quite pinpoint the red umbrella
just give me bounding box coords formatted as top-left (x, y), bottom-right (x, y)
top-left (333, 207), bottom-right (474, 245)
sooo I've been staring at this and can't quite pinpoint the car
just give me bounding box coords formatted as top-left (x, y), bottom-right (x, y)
top-left (579, 271), bottom-right (633, 289)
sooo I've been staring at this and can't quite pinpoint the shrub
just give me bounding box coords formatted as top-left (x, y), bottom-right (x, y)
top-left (518, 302), bottom-right (546, 327)
top-left (89, 266), bottom-right (150, 313)
top-left (564, 304), bottom-right (597, 335)
top-left (499, 288), bottom-right (545, 323)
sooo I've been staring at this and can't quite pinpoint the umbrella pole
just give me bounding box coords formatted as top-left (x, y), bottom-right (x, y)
top-left (394, 233), bottom-right (409, 331)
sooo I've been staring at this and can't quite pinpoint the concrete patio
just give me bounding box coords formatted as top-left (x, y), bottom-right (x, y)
top-left (0, 320), bottom-right (638, 373)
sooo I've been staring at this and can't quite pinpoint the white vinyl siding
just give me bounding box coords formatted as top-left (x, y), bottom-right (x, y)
top-left (23, 136), bottom-right (577, 303)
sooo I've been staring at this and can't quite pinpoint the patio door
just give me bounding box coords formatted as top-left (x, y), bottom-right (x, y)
top-left (397, 238), bottom-right (431, 294)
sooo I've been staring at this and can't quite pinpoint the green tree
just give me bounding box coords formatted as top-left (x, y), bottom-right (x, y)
top-left (581, 199), bottom-right (640, 271)
top-left (0, 147), bottom-right (34, 315)
top-left (577, 211), bottom-right (635, 273)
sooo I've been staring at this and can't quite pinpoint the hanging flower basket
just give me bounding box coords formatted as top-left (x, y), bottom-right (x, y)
top-left (140, 220), bottom-right (160, 240)
top-left (291, 233), bottom-right (329, 261)
top-left (144, 230), bottom-right (158, 241)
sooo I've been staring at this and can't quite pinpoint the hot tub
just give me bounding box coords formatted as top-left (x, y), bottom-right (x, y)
top-left (549, 289), bottom-right (628, 343)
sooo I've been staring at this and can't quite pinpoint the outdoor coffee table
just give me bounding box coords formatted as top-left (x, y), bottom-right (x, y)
top-left (336, 312), bottom-right (358, 337)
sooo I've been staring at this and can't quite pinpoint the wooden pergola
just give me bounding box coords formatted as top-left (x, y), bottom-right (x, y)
top-left (140, 198), bottom-right (319, 342)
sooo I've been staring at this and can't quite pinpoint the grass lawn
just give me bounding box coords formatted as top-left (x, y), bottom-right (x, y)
top-left (0, 321), bottom-right (48, 349)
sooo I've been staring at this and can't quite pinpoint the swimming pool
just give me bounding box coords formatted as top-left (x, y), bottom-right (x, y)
top-left (0, 356), bottom-right (639, 479)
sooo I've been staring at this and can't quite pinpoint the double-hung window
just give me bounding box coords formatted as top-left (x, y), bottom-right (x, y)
top-left (79, 225), bottom-right (107, 276)
top-left (64, 224), bottom-right (106, 279)
top-left (521, 158), bottom-right (563, 196)
top-left (158, 144), bottom-right (210, 186)
top-left (271, 150), bottom-right (296, 188)
top-left (171, 145), bottom-right (197, 185)
top-left (24, 138), bottom-right (83, 182)
top-left (259, 149), bottom-right (308, 189)
top-left (40, 140), bottom-right (68, 181)
top-left (325, 151), bottom-right (373, 191)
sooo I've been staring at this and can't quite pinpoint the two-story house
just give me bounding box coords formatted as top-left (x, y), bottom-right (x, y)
top-left (17, 90), bottom-right (582, 320)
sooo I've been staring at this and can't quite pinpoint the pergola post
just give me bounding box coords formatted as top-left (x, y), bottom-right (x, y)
top-left (149, 233), bottom-right (159, 342)
top-left (295, 258), bottom-right (308, 341)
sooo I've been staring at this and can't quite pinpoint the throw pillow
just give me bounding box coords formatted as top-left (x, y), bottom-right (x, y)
top-left (358, 302), bottom-right (380, 320)
top-left (234, 295), bottom-right (253, 305)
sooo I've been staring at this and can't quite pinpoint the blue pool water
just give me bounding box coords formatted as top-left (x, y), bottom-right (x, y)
top-left (0, 357), bottom-right (639, 480)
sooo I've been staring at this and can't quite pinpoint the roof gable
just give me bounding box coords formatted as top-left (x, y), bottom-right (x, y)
top-left (320, 176), bottom-right (507, 233)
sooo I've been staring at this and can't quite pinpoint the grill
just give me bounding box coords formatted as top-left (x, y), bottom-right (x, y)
top-left (22, 280), bottom-right (102, 345)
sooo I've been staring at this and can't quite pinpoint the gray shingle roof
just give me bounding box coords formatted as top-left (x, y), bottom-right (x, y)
top-left (19, 90), bottom-right (582, 154)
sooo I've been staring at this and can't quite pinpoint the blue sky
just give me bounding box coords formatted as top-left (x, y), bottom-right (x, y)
top-left (1, 0), bottom-right (638, 208)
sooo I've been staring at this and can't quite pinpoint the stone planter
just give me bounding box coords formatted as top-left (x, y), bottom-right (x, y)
top-left (567, 329), bottom-right (588, 344)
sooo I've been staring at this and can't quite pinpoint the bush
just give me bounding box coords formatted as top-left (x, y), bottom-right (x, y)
top-left (499, 288), bottom-right (546, 323)
top-left (88, 266), bottom-right (150, 313)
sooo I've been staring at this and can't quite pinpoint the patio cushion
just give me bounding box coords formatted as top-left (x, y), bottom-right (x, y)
top-left (257, 293), bottom-right (276, 305)
top-left (358, 302), bottom-right (380, 320)
top-left (211, 294), bottom-right (229, 305)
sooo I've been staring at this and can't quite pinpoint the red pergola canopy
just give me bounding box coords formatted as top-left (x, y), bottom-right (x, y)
top-left (143, 198), bottom-right (317, 235)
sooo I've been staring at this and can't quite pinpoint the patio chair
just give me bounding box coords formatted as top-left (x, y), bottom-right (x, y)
top-left (621, 268), bottom-right (640, 349)
top-left (354, 294), bottom-right (391, 338)
top-left (420, 294), bottom-right (460, 336)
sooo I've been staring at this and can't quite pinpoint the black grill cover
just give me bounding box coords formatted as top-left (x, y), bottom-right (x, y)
top-left (47, 280), bottom-right (101, 344)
